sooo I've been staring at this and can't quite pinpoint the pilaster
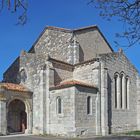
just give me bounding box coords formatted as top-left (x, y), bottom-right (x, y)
top-left (0, 94), bottom-right (7, 135)
top-left (137, 75), bottom-right (140, 129)
top-left (95, 91), bottom-right (101, 135)
top-left (45, 61), bottom-right (53, 134)
top-left (100, 63), bottom-right (108, 135)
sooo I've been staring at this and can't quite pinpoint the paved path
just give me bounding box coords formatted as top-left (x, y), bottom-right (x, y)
top-left (0, 135), bottom-right (140, 140)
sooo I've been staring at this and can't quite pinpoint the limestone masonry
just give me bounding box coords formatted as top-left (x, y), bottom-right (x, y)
top-left (0, 25), bottom-right (140, 137)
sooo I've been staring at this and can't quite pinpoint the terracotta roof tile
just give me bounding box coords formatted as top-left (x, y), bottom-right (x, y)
top-left (0, 83), bottom-right (31, 93)
top-left (50, 80), bottom-right (97, 90)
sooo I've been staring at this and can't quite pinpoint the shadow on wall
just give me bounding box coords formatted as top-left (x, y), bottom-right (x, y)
top-left (108, 73), bottom-right (112, 134)
top-left (79, 45), bottom-right (84, 62)
top-left (3, 57), bottom-right (20, 84)
top-left (54, 71), bottom-right (62, 86)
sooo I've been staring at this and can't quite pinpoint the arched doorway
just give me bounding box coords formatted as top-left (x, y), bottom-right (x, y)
top-left (7, 99), bottom-right (27, 133)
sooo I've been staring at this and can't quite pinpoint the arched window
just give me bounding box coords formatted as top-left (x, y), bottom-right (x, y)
top-left (57, 97), bottom-right (62, 114)
top-left (87, 96), bottom-right (92, 115)
top-left (114, 74), bottom-right (118, 108)
top-left (125, 76), bottom-right (129, 109)
top-left (20, 69), bottom-right (27, 83)
top-left (114, 72), bottom-right (129, 110)
top-left (120, 73), bottom-right (124, 108)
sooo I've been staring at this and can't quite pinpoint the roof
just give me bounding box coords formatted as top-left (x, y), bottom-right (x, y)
top-left (73, 25), bottom-right (97, 32)
top-left (49, 57), bottom-right (74, 67)
top-left (0, 83), bottom-right (32, 93)
top-left (47, 26), bottom-right (72, 32)
top-left (50, 80), bottom-right (97, 90)
top-left (47, 25), bottom-right (98, 32)
top-left (49, 57), bottom-right (99, 69)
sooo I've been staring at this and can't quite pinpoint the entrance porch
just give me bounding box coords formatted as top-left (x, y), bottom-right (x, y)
top-left (0, 83), bottom-right (32, 135)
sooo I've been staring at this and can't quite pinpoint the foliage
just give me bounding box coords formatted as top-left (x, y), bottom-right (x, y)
top-left (0, 0), bottom-right (28, 25)
top-left (89, 0), bottom-right (140, 47)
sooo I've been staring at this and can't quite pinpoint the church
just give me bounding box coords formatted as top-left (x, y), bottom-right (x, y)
top-left (0, 25), bottom-right (140, 137)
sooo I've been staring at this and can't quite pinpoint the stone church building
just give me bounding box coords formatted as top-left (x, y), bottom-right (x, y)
top-left (0, 25), bottom-right (140, 137)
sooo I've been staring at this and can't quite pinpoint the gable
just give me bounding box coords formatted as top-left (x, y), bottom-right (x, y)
top-left (74, 26), bottom-right (113, 61)
top-left (27, 25), bottom-right (115, 65)
top-left (29, 26), bottom-right (73, 63)
top-left (28, 26), bottom-right (72, 54)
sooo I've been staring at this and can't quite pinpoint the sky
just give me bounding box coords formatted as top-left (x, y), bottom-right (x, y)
top-left (0, 0), bottom-right (140, 81)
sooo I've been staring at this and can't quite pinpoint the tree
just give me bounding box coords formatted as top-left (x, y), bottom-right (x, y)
top-left (89, 0), bottom-right (140, 47)
top-left (0, 0), bottom-right (28, 25)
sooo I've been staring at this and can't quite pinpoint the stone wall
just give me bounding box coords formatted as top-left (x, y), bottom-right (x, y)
top-left (49, 87), bottom-right (75, 137)
top-left (49, 86), bottom-right (98, 137)
top-left (137, 75), bottom-right (140, 129)
top-left (100, 52), bottom-right (138, 133)
top-left (3, 26), bottom-right (114, 85)
top-left (34, 28), bottom-right (73, 63)
top-left (51, 61), bottom-right (73, 86)
top-left (75, 86), bottom-right (97, 137)
top-left (0, 100), bottom-right (6, 135)
top-left (3, 57), bottom-right (20, 83)
top-left (73, 61), bottom-right (99, 87)
top-left (19, 52), bottom-right (50, 134)
top-left (33, 27), bottom-right (114, 64)
top-left (74, 28), bottom-right (113, 61)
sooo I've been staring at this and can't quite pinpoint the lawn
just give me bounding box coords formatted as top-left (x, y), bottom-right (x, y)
top-left (125, 131), bottom-right (140, 136)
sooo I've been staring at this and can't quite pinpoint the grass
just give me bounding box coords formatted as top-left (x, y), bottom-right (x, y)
top-left (125, 130), bottom-right (140, 136)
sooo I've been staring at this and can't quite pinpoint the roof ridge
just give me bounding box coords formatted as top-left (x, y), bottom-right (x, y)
top-left (73, 25), bottom-right (97, 31)
top-left (50, 79), bottom-right (98, 90)
top-left (46, 26), bottom-right (72, 32)
top-left (46, 25), bottom-right (98, 32)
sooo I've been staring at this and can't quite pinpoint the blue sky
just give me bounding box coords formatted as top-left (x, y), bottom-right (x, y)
top-left (0, 0), bottom-right (140, 80)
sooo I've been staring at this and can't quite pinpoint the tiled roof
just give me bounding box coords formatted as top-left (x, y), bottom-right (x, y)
top-left (0, 83), bottom-right (31, 93)
top-left (50, 80), bottom-right (97, 90)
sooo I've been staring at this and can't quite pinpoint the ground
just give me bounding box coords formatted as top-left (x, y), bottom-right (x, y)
top-left (0, 135), bottom-right (140, 140)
